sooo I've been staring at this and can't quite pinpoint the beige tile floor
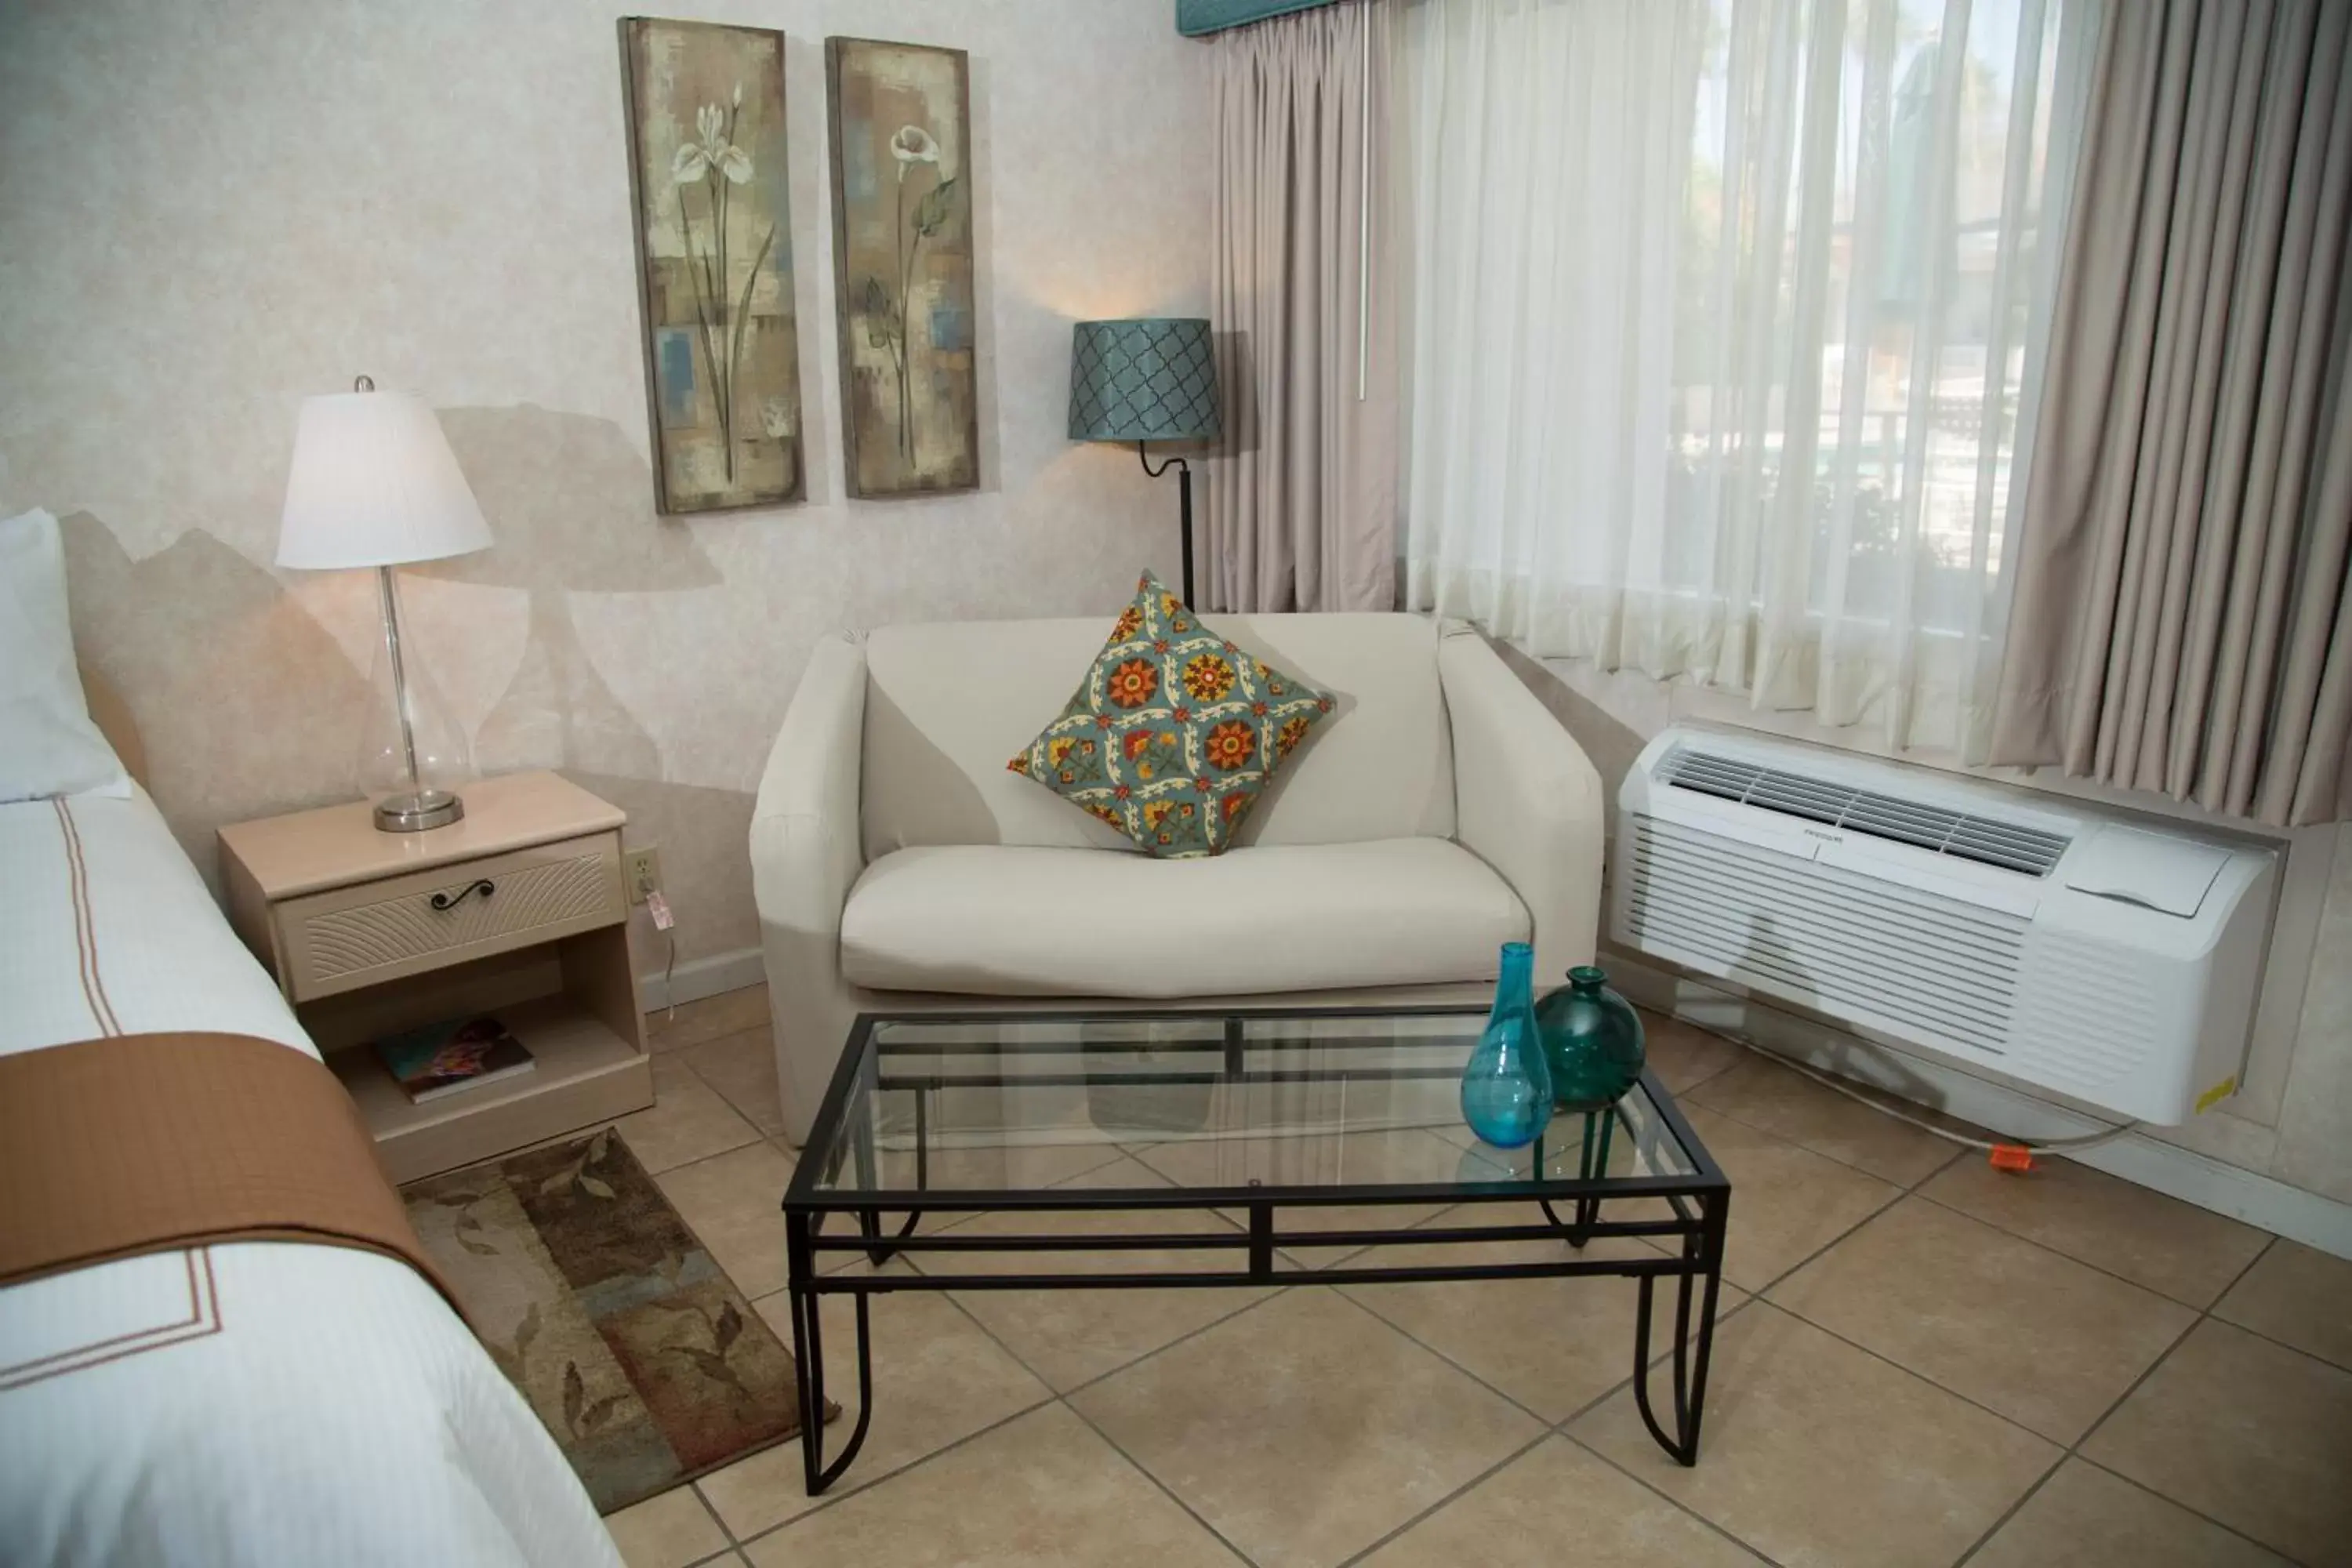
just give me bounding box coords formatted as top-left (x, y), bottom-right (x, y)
top-left (597, 988), bottom-right (2351, 1568)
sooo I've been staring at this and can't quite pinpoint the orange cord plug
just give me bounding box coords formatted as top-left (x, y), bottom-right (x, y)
top-left (1988, 1143), bottom-right (2034, 1173)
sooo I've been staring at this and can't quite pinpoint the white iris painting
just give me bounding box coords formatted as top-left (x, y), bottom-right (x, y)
top-left (621, 18), bottom-right (804, 512)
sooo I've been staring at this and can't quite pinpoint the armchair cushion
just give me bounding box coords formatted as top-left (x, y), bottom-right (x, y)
top-left (1006, 572), bottom-right (1336, 858)
top-left (840, 838), bottom-right (1528, 996)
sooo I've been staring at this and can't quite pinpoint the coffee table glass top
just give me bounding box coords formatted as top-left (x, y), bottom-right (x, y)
top-left (795, 1007), bottom-right (1719, 1205)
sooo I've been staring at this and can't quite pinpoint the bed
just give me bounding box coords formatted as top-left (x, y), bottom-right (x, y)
top-left (0, 670), bottom-right (622, 1566)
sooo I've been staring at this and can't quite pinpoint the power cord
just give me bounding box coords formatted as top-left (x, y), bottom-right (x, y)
top-left (662, 927), bottom-right (678, 1023)
top-left (645, 887), bottom-right (679, 1022)
top-left (1708, 1023), bottom-right (2141, 1156)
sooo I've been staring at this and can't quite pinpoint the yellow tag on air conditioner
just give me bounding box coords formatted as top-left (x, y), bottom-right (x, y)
top-left (2194, 1076), bottom-right (2237, 1114)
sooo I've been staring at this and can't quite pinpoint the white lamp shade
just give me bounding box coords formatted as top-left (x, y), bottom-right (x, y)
top-left (276, 389), bottom-right (492, 569)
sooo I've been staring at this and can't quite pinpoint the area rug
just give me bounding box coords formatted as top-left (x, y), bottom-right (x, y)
top-left (403, 1128), bottom-right (827, 1513)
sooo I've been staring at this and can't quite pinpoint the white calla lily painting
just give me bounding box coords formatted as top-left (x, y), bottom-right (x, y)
top-left (826, 37), bottom-right (979, 497)
top-left (622, 18), bottom-right (804, 511)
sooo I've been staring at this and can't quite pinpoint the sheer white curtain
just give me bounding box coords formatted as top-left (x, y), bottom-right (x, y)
top-left (1398, 0), bottom-right (2092, 754)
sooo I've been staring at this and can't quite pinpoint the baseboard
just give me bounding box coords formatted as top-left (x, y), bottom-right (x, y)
top-left (1606, 952), bottom-right (2352, 1262)
top-left (640, 946), bottom-right (765, 1013)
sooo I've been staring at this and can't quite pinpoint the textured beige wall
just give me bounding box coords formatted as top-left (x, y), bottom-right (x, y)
top-left (2271, 829), bottom-right (2352, 1205)
top-left (0, 0), bottom-right (1212, 970)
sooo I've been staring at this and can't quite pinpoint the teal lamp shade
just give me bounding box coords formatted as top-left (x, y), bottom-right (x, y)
top-left (1068, 319), bottom-right (1220, 443)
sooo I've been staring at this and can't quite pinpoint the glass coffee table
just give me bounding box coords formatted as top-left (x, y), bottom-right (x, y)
top-left (781, 1005), bottom-right (1730, 1495)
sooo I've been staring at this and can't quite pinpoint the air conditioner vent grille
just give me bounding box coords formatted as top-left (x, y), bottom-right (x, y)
top-left (1624, 819), bottom-right (2027, 1056)
top-left (1659, 745), bottom-right (2069, 877)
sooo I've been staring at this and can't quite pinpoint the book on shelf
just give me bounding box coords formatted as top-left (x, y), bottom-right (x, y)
top-left (372, 1014), bottom-right (535, 1103)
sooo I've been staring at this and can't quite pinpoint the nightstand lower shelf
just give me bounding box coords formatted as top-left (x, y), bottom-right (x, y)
top-left (219, 773), bottom-right (655, 1185)
top-left (331, 993), bottom-right (652, 1184)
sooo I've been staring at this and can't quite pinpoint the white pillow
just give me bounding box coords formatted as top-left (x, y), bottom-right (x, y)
top-left (0, 508), bottom-right (129, 802)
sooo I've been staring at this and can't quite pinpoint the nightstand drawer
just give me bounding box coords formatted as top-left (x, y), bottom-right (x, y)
top-left (278, 832), bottom-right (625, 1001)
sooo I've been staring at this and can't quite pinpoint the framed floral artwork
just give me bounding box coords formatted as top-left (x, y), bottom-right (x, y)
top-left (825, 37), bottom-right (980, 497)
top-left (619, 17), bottom-right (805, 512)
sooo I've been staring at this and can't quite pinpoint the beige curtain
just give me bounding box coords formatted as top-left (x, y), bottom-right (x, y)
top-left (1204, 0), bottom-right (1396, 613)
top-left (1990, 0), bottom-right (2352, 826)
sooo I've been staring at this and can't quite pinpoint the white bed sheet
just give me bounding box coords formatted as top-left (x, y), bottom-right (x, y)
top-left (0, 790), bottom-right (621, 1567)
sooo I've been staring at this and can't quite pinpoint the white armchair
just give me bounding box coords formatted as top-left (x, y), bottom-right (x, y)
top-left (751, 614), bottom-right (1604, 1143)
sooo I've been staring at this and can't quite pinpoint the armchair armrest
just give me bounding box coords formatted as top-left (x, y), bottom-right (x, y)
top-left (750, 633), bottom-right (868, 1144)
top-left (1437, 625), bottom-right (1606, 980)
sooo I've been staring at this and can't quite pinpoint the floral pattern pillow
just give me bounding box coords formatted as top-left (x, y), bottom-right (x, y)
top-left (1008, 571), bottom-right (1338, 858)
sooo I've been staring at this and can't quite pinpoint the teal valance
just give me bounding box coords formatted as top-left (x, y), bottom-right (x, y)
top-left (1176, 0), bottom-right (1339, 37)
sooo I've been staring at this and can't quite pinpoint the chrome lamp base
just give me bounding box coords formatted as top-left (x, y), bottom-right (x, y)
top-left (374, 788), bottom-right (465, 833)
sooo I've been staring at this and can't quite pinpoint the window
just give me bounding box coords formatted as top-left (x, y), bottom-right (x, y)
top-left (1398, 0), bottom-right (2089, 754)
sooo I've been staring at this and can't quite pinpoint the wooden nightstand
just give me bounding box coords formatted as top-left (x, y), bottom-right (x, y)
top-left (218, 771), bottom-right (654, 1182)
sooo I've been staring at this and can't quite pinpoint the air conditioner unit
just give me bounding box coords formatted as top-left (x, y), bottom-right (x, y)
top-left (1613, 728), bottom-right (2278, 1124)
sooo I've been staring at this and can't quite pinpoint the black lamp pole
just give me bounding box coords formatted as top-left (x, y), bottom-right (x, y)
top-left (1068, 318), bottom-right (1217, 609)
top-left (1138, 442), bottom-right (1195, 607)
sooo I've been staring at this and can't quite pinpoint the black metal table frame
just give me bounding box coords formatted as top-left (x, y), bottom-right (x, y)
top-left (780, 1006), bottom-right (1731, 1497)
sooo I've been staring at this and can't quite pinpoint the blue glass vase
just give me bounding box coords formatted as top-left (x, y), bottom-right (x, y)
top-left (1534, 964), bottom-right (1646, 1112)
top-left (1460, 942), bottom-right (1553, 1149)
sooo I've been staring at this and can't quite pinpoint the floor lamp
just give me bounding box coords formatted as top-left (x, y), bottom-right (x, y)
top-left (1067, 318), bottom-right (1221, 607)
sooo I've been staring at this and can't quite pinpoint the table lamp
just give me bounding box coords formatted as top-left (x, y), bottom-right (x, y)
top-left (277, 376), bottom-right (492, 832)
top-left (1068, 318), bottom-right (1220, 606)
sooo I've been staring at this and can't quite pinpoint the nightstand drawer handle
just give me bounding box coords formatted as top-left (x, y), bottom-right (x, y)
top-left (429, 878), bottom-right (496, 913)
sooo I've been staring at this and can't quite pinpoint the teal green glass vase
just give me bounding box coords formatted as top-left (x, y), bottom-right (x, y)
top-left (1534, 965), bottom-right (1646, 1112)
top-left (1460, 942), bottom-right (1554, 1149)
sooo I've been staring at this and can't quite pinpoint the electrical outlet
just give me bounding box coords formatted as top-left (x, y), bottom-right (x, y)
top-left (623, 846), bottom-right (662, 904)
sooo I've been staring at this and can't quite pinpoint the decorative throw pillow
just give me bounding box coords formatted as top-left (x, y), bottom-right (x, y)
top-left (1007, 571), bottom-right (1337, 858)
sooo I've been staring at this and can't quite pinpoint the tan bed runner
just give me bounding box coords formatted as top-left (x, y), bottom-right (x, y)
top-left (0, 1033), bottom-right (464, 1319)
